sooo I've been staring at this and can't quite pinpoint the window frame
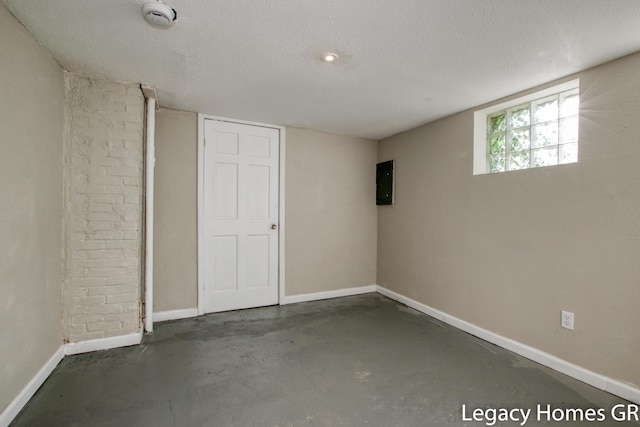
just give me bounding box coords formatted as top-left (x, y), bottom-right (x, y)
top-left (473, 79), bottom-right (580, 175)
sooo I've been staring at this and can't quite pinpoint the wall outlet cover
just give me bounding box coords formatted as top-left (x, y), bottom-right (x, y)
top-left (561, 311), bottom-right (574, 330)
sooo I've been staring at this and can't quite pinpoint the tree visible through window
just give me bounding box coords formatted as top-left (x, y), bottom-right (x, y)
top-left (485, 87), bottom-right (579, 173)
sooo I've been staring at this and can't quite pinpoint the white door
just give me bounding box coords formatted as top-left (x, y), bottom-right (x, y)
top-left (202, 119), bottom-right (280, 313)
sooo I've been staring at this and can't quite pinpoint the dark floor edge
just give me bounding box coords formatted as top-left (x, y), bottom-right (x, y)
top-left (3, 285), bottom-right (638, 427)
top-left (375, 285), bottom-right (640, 405)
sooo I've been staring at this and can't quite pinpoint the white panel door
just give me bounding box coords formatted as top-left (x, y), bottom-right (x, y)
top-left (203, 119), bottom-right (280, 313)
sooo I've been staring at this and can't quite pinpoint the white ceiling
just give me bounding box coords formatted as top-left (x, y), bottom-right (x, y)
top-left (4, 0), bottom-right (640, 139)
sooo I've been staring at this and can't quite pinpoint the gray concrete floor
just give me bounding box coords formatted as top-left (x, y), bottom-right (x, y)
top-left (11, 294), bottom-right (639, 426)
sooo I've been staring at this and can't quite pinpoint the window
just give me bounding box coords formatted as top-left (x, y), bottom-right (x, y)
top-left (473, 80), bottom-right (579, 175)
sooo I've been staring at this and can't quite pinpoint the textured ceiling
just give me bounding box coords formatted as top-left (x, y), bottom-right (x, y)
top-left (4, 0), bottom-right (640, 139)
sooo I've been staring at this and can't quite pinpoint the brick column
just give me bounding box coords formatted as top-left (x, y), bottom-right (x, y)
top-left (62, 72), bottom-right (144, 343)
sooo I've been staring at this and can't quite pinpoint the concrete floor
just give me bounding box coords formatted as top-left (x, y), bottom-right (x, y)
top-left (11, 294), bottom-right (639, 426)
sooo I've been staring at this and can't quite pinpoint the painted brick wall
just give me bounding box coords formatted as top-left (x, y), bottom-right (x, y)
top-left (63, 72), bottom-right (144, 343)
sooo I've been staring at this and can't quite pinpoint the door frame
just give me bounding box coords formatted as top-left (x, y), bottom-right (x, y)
top-left (197, 114), bottom-right (286, 315)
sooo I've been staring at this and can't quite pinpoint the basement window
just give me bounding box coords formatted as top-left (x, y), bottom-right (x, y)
top-left (473, 80), bottom-right (579, 175)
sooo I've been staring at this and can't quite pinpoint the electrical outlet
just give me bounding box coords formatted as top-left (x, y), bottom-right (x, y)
top-left (561, 311), bottom-right (574, 330)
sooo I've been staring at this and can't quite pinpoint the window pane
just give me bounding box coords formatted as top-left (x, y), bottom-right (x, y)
top-left (532, 122), bottom-right (558, 147)
top-left (488, 134), bottom-right (505, 155)
top-left (509, 105), bottom-right (530, 129)
top-left (509, 129), bottom-right (530, 152)
top-left (559, 116), bottom-right (578, 143)
top-left (489, 155), bottom-right (505, 173)
top-left (560, 90), bottom-right (579, 118)
top-left (508, 151), bottom-right (530, 171)
top-left (532, 96), bottom-right (558, 124)
top-left (532, 147), bottom-right (558, 167)
top-left (479, 82), bottom-right (578, 174)
top-left (488, 112), bottom-right (506, 134)
top-left (559, 142), bottom-right (578, 164)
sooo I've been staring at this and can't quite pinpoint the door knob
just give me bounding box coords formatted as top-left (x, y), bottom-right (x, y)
top-left (271, 224), bottom-right (278, 230)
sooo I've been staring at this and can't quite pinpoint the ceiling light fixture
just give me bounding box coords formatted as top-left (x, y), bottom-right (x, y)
top-left (321, 52), bottom-right (339, 64)
top-left (142, 1), bottom-right (177, 27)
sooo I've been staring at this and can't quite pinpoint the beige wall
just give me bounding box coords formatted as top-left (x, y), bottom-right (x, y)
top-left (0, 4), bottom-right (64, 413)
top-left (62, 73), bottom-right (145, 342)
top-left (154, 109), bottom-right (198, 311)
top-left (378, 52), bottom-right (640, 387)
top-left (285, 128), bottom-right (378, 296)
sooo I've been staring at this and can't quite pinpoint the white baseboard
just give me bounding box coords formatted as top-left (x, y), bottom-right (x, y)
top-left (153, 308), bottom-right (198, 323)
top-left (376, 285), bottom-right (640, 404)
top-left (281, 284), bottom-right (377, 305)
top-left (2, 331), bottom-right (144, 425)
top-left (0, 346), bottom-right (64, 427)
top-left (64, 330), bottom-right (143, 356)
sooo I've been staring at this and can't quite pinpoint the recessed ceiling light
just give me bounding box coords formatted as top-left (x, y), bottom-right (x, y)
top-left (321, 52), bottom-right (339, 64)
